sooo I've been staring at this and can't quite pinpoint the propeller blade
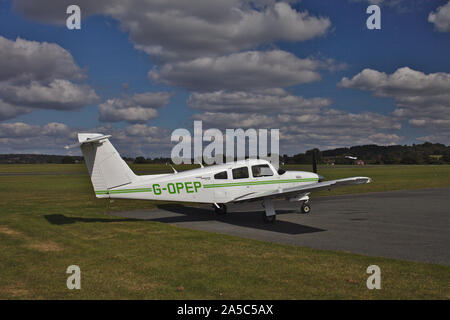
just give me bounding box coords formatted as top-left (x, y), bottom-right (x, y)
top-left (312, 151), bottom-right (317, 174)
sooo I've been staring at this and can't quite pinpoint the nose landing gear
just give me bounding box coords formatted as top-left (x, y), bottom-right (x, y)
top-left (301, 201), bottom-right (311, 214)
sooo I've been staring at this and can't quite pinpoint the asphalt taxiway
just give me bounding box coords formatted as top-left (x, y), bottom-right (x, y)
top-left (112, 188), bottom-right (450, 265)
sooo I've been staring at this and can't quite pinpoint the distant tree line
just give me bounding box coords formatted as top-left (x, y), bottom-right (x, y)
top-left (281, 142), bottom-right (450, 165)
top-left (1, 142), bottom-right (449, 165)
top-left (133, 156), bottom-right (172, 164)
top-left (0, 154), bottom-right (84, 164)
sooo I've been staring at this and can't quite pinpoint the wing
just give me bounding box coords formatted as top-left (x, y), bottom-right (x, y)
top-left (230, 176), bottom-right (372, 202)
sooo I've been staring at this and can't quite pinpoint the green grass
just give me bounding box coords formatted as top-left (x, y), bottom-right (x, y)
top-left (0, 164), bottom-right (449, 299)
top-left (283, 164), bottom-right (450, 196)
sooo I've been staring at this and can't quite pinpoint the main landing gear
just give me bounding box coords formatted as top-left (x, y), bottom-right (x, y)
top-left (262, 198), bottom-right (276, 223)
top-left (262, 213), bottom-right (276, 223)
top-left (214, 203), bottom-right (227, 215)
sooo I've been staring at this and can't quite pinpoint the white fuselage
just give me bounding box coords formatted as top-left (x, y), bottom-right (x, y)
top-left (96, 159), bottom-right (319, 204)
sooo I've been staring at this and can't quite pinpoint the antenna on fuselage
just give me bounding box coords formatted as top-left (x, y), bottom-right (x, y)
top-left (312, 151), bottom-right (317, 174)
top-left (194, 158), bottom-right (204, 168)
top-left (166, 162), bottom-right (178, 173)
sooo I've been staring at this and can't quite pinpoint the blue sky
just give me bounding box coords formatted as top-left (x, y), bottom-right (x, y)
top-left (0, 0), bottom-right (449, 156)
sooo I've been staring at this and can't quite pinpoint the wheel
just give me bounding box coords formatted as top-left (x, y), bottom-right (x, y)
top-left (214, 204), bottom-right (227, 215)
top-left (262, 213), bottom-right (276, 223)
top-left (301, 202), bottom-right (311, 214)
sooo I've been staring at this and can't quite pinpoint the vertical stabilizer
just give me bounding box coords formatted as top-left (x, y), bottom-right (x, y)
top-left (78, 133), bottom-right (137, 196)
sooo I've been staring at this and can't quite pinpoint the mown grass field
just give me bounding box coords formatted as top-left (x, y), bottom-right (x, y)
top-left (0, 164), bottom-right (449, 299)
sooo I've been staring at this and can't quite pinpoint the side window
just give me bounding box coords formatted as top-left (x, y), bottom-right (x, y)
top-left (214, 171), bottom-right (228, 179)
top-left (252, 164), bottom-right (274, 177)
top-left (232, 166), bottom-right (249, 179)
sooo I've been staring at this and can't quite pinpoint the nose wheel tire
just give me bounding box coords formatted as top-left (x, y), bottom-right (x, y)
top-left (214, 204), bottom-right (227, 215)
top-left (301, 203), bottom-right (311, 214)
top-left (262, 213), bottom-right (276, 223)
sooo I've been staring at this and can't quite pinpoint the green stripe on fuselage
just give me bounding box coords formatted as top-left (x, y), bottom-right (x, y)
top-left (95, 178), bottom-right (318, 195)
top-left (95, 188), bottom-right (152, 195)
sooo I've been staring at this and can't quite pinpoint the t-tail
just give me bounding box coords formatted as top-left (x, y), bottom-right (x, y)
top-left (66, 133), bottom-right (137, 198)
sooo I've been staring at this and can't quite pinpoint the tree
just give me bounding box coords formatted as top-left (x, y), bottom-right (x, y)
top-left (134, 156), bottom-right (146, 164)
top-left (381, 153), bottom-right (398, 164)
top-left (61, 156), bottom-right (75, 164)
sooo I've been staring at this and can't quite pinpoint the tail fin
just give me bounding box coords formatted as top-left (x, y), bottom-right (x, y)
top-left (77, 133), bottom-right (137, 197)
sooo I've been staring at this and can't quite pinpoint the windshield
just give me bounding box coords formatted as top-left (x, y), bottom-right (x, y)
top-left (252, 164), bottom-right (274, 177)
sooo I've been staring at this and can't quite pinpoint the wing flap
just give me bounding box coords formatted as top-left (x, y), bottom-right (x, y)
top-left (232, 176), bottom-right (371, 202)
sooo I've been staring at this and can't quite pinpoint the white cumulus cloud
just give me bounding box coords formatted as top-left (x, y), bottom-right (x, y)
top-left (428, 1), bottom-right (450, 32)
top-left (188, 89), bottom-right (332, 113)
top-left (0, 36), bottom-right (99, 120)
top-left (13, 0), bottom-right (331, 62)
top-left (339, 66), bottom-right (450, 143)
top-left (149, 50), bottom-right (330, 91)
top-left (98, 92), bottom-right (172, 123)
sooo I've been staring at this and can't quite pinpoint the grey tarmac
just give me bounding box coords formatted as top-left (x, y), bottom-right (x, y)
top-left (112, 187), bottom-right (450, 266)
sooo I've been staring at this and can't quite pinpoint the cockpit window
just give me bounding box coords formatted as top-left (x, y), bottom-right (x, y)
top-left (214, 171), bottom-right (228, 180)
top-left (232, 166), bottom-right (249, 179)
top-left (251, 164), bottom-right (274, 177)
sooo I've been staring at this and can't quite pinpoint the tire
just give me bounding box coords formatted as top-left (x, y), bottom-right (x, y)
top-left (301, 203), bottom-right (311, 214)
top-left (214, 204), bottom-right (227, 215)
top-left (262, 213), bottom-right (276, 223)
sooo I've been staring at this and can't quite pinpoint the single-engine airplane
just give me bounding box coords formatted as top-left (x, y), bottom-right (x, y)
top-left (67, 133), bottom-right (371, 223)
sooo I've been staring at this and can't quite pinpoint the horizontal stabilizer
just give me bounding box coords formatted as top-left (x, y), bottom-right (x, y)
top-left (64, 134), bottom-right (112, 149)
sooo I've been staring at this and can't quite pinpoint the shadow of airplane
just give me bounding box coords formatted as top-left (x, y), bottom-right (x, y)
top-left (44, 214), bottom-right (138, 225)
top-left (123, 203), bottom-right (326, 235)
